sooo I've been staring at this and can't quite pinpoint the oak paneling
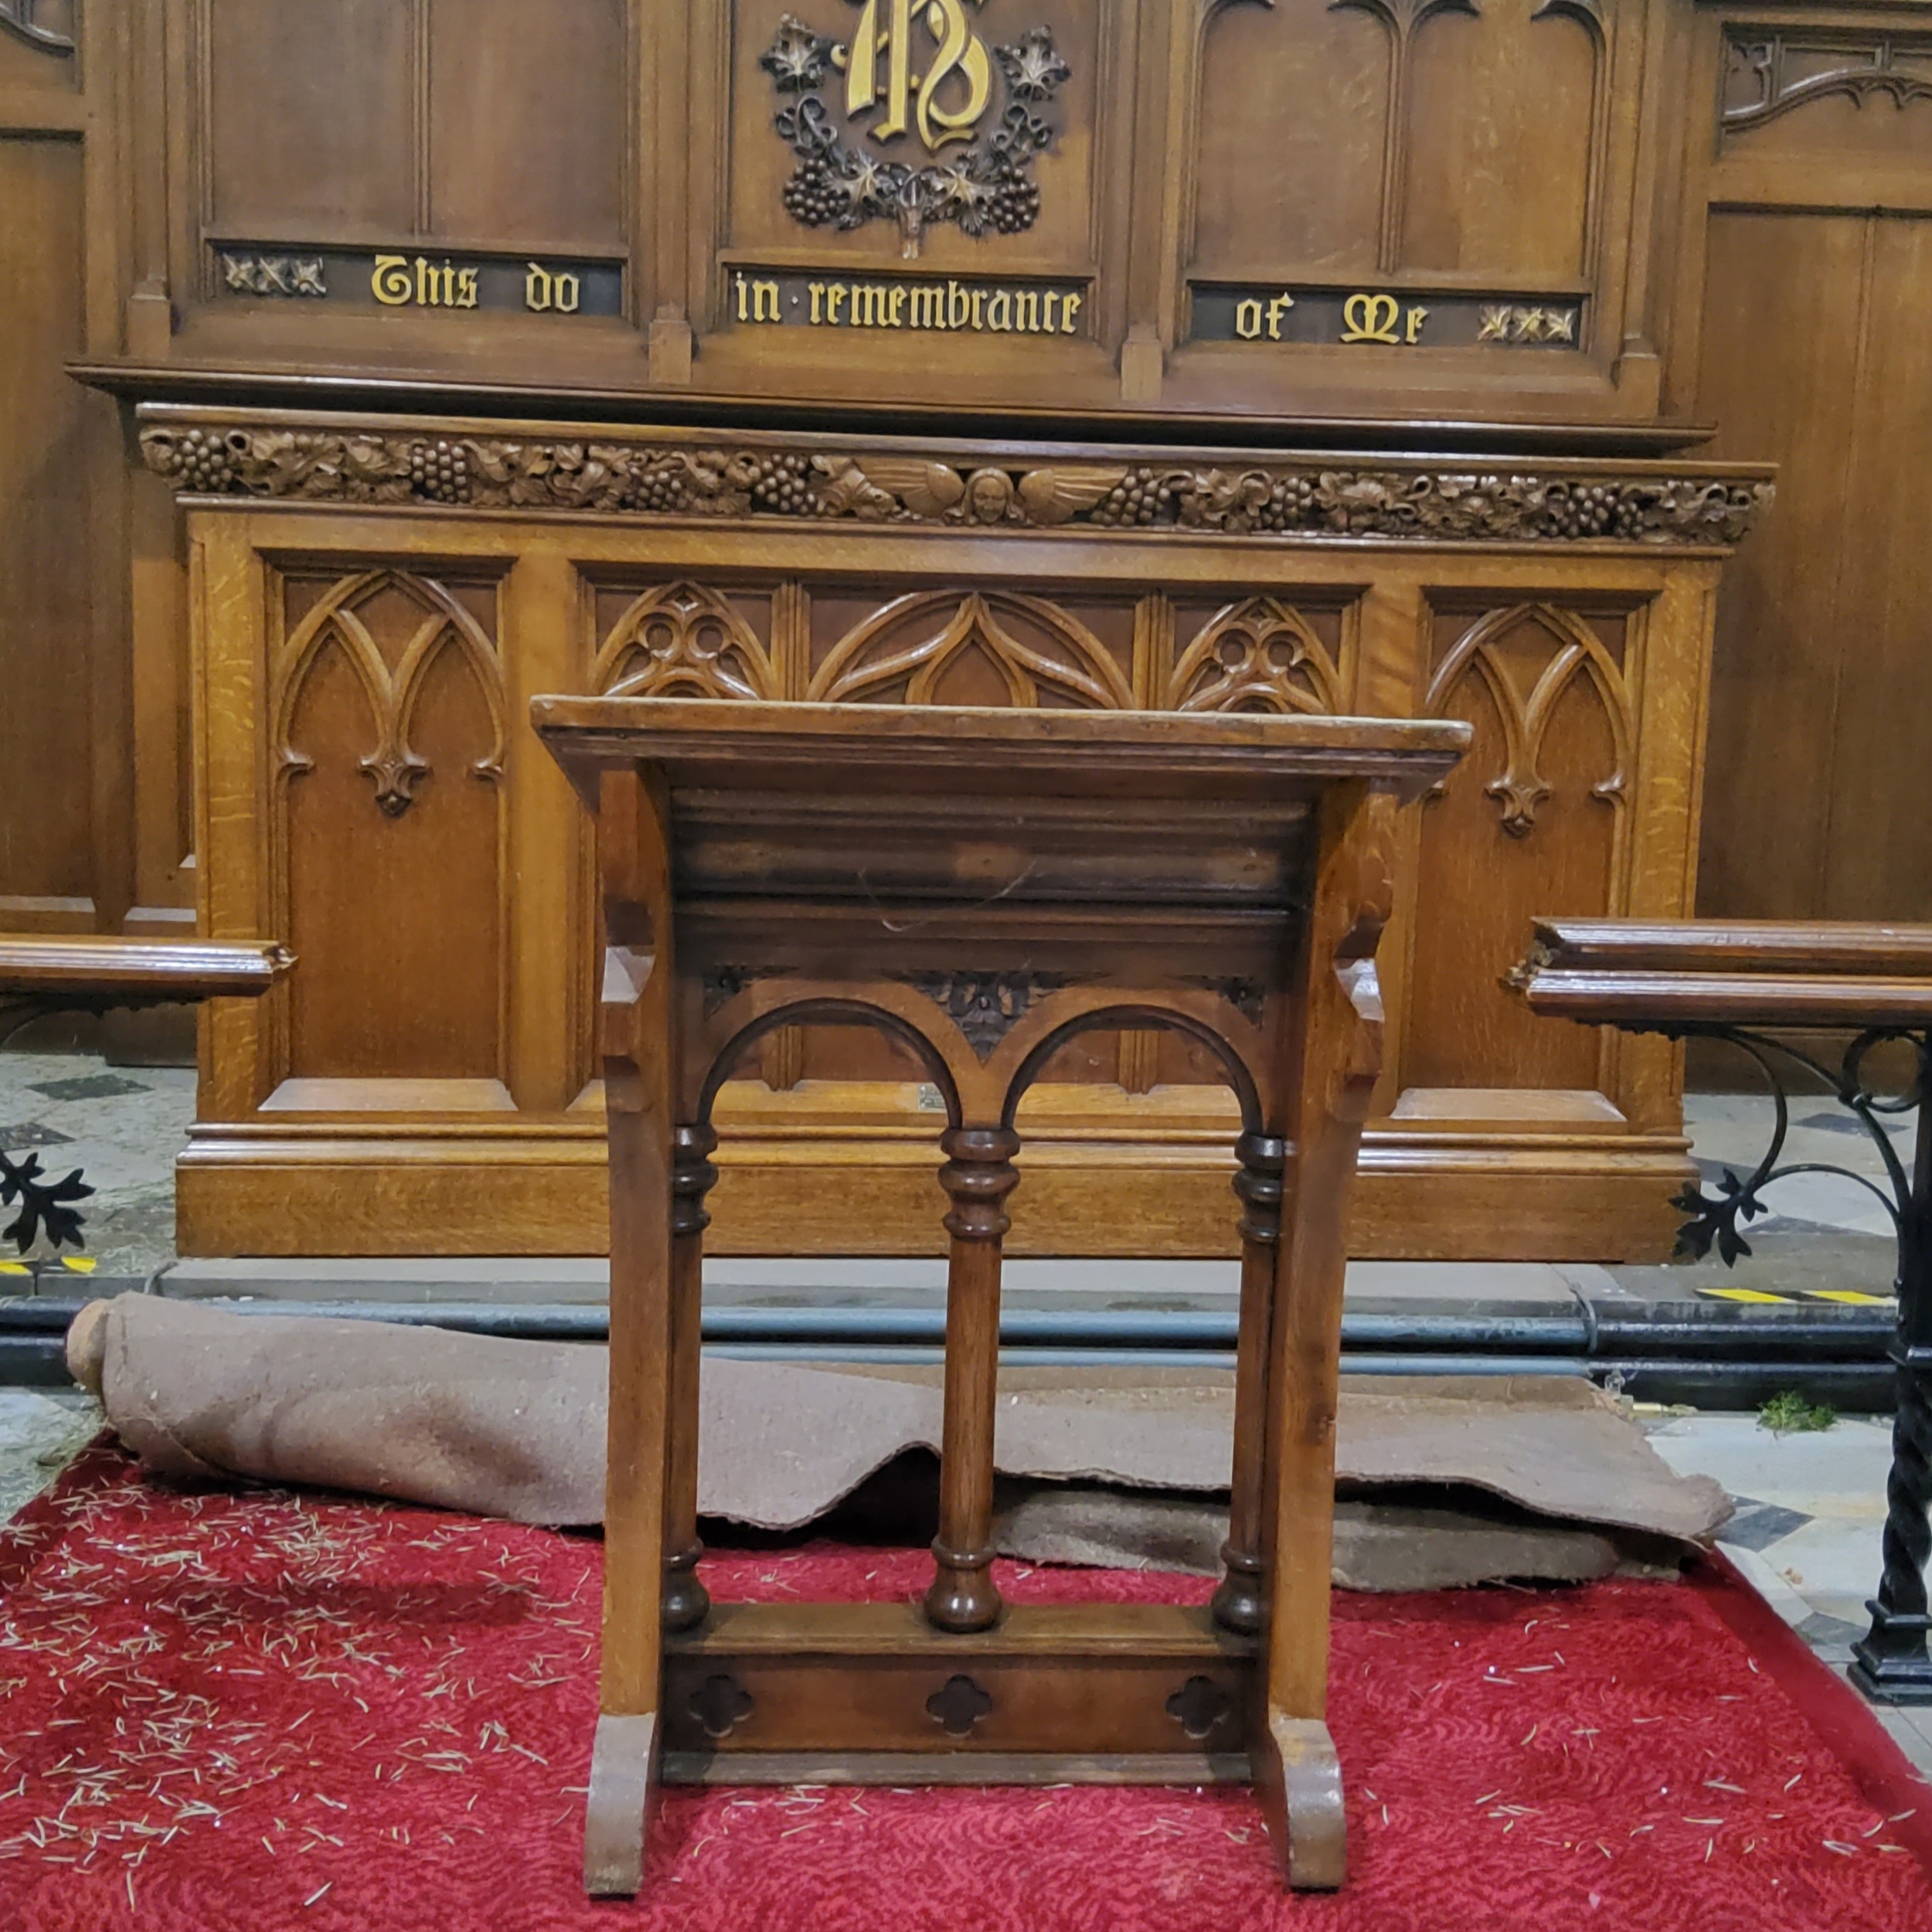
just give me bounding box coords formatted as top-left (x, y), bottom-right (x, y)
top-left (1817, 213), bottom-right (1932, 920)
top-left (204, 0), bottom-right (417, 236)
top-left (1190, 0), bottom-right (1387, 278)
top-left (426, 0), bottom-right (628, 248)
top-left (1400, 0), bottom-right (1599, 280)
top-left (0, 134), bottom-right (94, 919)
top-left (1693, 212), bottom-right (1871, 920)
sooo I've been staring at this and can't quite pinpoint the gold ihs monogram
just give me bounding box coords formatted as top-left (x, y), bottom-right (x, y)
top-left (837, 0), bottom-right (993, 151)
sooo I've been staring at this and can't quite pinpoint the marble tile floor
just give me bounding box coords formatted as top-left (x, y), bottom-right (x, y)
top-left (1649, 1410), bottom-right (1932, 1778)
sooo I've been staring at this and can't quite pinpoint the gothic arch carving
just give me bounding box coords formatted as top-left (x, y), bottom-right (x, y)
top-left (1424, 604), bottom-right (1631, 838)
top-left (1724, 35), bottom-right (1932, 131)
top-left (1169, 599), bottom-right (1343, 715)
top-left (808, 590), bottom-right (1135, 709)
top-left (274, 572), bottom-right (505, 818)
top-left (594, 581), bottom-right (780, 701)
top-left (0, 4), bottom-right (73, 54)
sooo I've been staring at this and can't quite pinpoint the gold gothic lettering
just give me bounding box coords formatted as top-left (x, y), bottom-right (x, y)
top-left (1338, 292), bottom-right (1427, 347)
top-left (840, 0), bottom-right (992, 152)
top-left (373, 255), bottom-right (479, 309)
top-left (733, 274), bottom-right (1087, 335)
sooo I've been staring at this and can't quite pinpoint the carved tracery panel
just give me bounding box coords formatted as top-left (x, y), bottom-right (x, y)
top-left (274, 571), bottom-right (507, 1083)
top-left (594, 581), bottom-right (781, 701)
top-left (1168, 598), bottom-right (1343, 714)
top-left (808, 590), bottom-right (1135, 709)
top-left (1403, 603), bottom-right (1631, 1094)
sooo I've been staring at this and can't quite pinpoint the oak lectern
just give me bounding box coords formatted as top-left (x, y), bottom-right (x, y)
top-left (531, 696), bottom-right (1468, 1896)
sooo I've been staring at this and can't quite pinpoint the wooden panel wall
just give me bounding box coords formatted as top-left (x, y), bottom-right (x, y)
top-left (0, 0), bottom-right (138, 937)
top-left (1673, 6), bottom-right (1932, 926)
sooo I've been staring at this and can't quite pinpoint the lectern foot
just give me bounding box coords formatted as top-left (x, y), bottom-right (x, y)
top-left (1254, 1709), bottom-right (1346, 1890)
top-left (584, 1712), bottom-right (660, 1896)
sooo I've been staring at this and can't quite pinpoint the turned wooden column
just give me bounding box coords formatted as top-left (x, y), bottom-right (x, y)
top-left (924, 1124), bottom-right (1022, 1634)
top-left (662, 1122), bottom-right (719, 1633)
top-left (1213, 1130), bottom-right (1285, 1637)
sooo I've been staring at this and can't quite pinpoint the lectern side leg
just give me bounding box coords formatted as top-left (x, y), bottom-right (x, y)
top-left (925, 1124), bottom-right (1021, 1634)
top-left (587, 771), bottom-right (679, 1899)
top-left (1255, 784), bottom-right (1396, 1893)
top-left (1213, 1131), bottom-right (1286, 1637)
top-left (663, 1124), bottom-right (719, 1634)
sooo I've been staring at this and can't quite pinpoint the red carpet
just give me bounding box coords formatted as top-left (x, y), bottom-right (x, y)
top-left (2, 1446), bottom-right (1929, 1932)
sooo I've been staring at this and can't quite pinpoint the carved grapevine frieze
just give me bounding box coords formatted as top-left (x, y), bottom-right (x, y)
top-left (809, 590), bottom-right (1135, 708)
top-left (140, 423), bottom-right (1774, 550)
top-left (1724, 34), bottom-right (1932, 131)
top-left (594, 582), bottom-right (780, 701)
top-left (274, 573), bottom-right (505, 818)
top-left (1169, 598), bottom-right (1342, 715)
top-left (1425, 604), bottom-right (1631, 838)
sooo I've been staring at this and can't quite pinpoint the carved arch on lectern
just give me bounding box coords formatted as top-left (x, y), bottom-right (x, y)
top-left (998, 1003), bottom-right (1266, 1135)
top-left (696, 995), bottom-right (966, 1128)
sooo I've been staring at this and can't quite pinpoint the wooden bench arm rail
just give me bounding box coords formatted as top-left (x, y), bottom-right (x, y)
top-left (0, 937), bottom-right (293, 1006)
top-left (1506, 918), bottom-right (1932, 1032)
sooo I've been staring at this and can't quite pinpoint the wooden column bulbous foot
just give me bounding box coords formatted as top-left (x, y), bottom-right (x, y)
top-left (663, 1123), bottom-right (719, 1634)
top-left (925, 1124), bottom-right (1021, 1635)
top-left (1214, 1131), bottom-right (1285, 1638)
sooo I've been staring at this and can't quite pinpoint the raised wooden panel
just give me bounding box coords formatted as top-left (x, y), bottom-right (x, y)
top-left (1190, 0), bottom-right (1388, 279)
top-left (426, 0), bottom-right (628, 248)
top-left (275, 572), bottom-right (506, 1083)
top-left (1399, 0), bottom-right (1601, 280)
top-left (1693, 209), bottom-right (1866, 922)
top-left (723, 0), bottom-right (1104, 274)
top-left (1403, 601), bottom-right (1630, 1094)
top-left (1815, 212), bottom-right (1932, 921)
top-left (0, 133), bottom-right (93, 917)
top-left (203, 0), bottom-right (417, 236)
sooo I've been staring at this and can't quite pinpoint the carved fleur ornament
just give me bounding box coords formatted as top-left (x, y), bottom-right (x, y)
top-left (139, 422), bottom-right (1774, 551)
top-left (762, 2), bottom-right (1071, 255)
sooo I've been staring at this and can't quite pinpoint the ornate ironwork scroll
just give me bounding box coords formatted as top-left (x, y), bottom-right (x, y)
top-left (1671, 1025), bottom-right (1931, 1706)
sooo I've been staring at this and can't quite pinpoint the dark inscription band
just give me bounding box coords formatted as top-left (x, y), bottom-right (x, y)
top-left (728, 270), bottom-right (1088, 336)
top-left (213, 247), bottom-right (624, 317)
top-left (1192, 284), bottom-right (1584, 351)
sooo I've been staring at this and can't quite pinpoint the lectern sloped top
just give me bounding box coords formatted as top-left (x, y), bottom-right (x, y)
top-left (529, 693), bottom-right (1468, 1901)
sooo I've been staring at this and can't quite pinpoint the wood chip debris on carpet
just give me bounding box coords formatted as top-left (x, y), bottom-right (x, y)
top-left (0, 1445), bottom-right (1927, 1931)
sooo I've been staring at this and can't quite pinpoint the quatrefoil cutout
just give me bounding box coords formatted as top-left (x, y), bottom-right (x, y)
top-left (925, 1672), bottom-right (995, 1737)
top-left (687, 1672), bottom-right (756, 1740)
top-left (1165, 1674), bottom-right (1234, 1741)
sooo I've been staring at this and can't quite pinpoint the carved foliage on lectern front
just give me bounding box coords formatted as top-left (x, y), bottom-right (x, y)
top-left (1169, 598), bottom-right (1342, 715)
top-left (594, 582), bottom-right (781, 702)
top-left (1425, 604), bottom-right (1629, 838)
top-left (274, 572), bottom-right (505, 818)
top-left (808, 590), bottom-right (1134, 707)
